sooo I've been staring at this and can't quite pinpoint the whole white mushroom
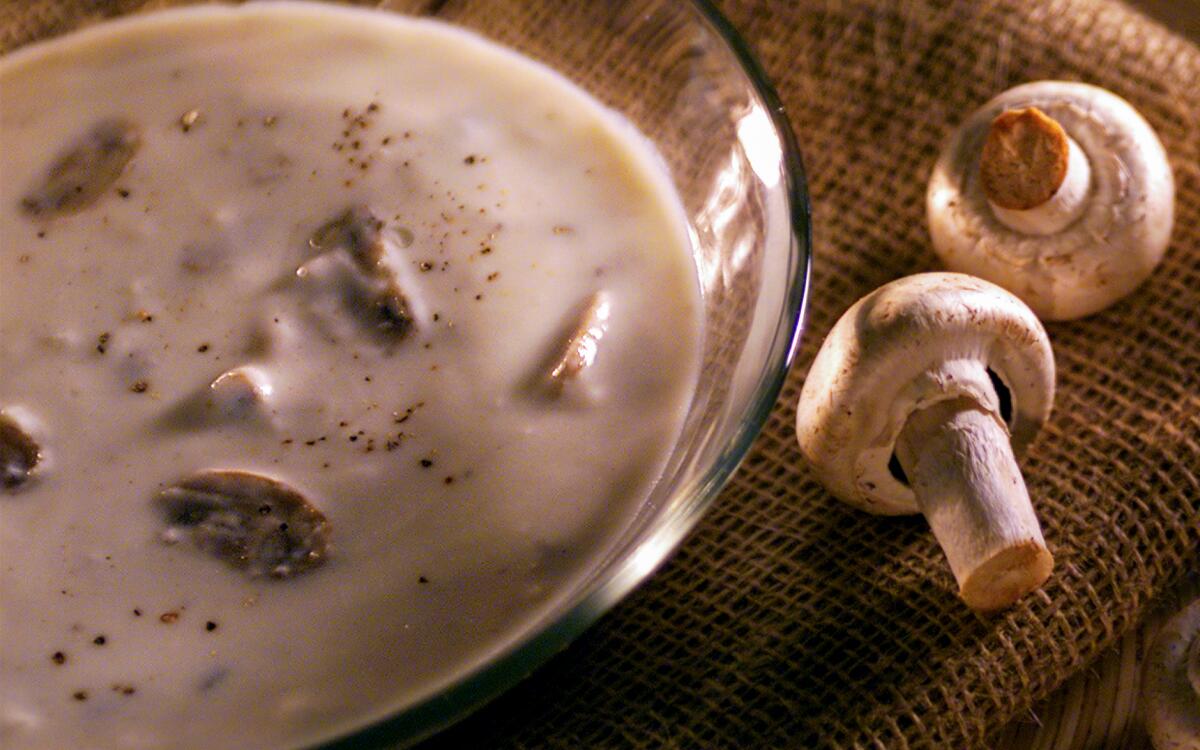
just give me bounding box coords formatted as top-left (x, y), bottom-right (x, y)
top-left (796, 273), bottom-right (1055, 612)
top-left (1144, 597), bottom-right (1200, 750)
top-left (928, 81), bottom-right (1174, 320)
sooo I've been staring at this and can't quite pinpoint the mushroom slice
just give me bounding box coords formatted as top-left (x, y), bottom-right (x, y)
top-left (1144, 597), bottom-right (1200, 750)
top-left (20, 119), bottom-right (140, 218)
top-left (304, 206), bottom-right (416, 341)
top-left (156, 366), bottom-right (276, 432)
top-left (0, 413), bottom-right (41, 492)
top-left (543, 291), bottom-right (611, 391)
top-left (928, 81), bottom-right (1174, 320)
top-left (371, 284), bottom-right (417, 340)
top-left (310, 205), bottom-right (387, 271)
top-left (157, 471), bottom-right (330, 579)
top-left (208, 366), bottom-right (273, 419)
top-left (796, 273), bottom-right (1055, 612)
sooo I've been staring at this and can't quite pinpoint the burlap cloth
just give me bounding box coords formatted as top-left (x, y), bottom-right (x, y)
top-left (3, 1), bottom-right (1197, 748)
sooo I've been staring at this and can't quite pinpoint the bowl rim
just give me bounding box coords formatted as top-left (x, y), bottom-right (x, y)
top-left (315, 1), bottom-right (813, 747)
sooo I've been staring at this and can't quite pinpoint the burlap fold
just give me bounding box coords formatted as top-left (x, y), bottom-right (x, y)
top-left (3, 1), bottom-right (1197, 748)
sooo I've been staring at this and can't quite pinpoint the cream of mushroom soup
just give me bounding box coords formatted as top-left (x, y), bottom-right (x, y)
top-left (0, 4), bottom-right (702, 748)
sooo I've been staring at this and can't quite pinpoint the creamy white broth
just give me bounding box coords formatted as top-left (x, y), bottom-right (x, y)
top-left (0, 5), bottom-right (702, 748)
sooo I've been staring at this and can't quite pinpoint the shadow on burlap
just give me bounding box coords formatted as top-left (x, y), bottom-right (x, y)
top-left (2, 0), bottom-right (1196, 748)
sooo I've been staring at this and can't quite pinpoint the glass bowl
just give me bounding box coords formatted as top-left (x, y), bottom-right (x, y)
top-left (0, 1), bottom-right (810, 747)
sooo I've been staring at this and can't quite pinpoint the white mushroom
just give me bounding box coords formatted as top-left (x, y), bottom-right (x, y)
top-left (928, 81), bottom-right (1174, 320)
top-left (795, 273), bottom-right (1055, 612)
top-left (1144, 597), bottom-right (1200, 750)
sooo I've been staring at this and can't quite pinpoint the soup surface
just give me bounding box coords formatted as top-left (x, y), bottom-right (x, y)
top-left (0, 4), bottom-right (701, 747)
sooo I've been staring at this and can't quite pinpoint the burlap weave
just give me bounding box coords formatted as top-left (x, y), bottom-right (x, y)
top-left (3, 1), bottom-right (1197, 748)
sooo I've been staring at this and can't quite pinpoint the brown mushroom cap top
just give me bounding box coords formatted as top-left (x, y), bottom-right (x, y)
top-left (795, 273), bottom-right (1054, 515)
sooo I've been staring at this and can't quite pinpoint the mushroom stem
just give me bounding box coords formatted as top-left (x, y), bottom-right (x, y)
top-left (895, 396), bottom-right (1053, 612)
top-left (980, 106), bottom-right (1091, 236)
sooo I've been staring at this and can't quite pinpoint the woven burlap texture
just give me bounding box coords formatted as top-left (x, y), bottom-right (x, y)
top-left (3, 1), bottom-right (1197, 748)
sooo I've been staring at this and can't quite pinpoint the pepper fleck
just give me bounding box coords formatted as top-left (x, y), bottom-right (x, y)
top-left (52, 651), bottom-right (66, 665)
top-left (197, 343), bottom-right (210, 353)
top-left (96, 332), bottom-right (111, 354)
top-left (418, 576), bottom-right (429, 584)
top-left (464, 155), bottom-right (477, 165)
top-left (130, 380), bottom-right (149, 394)
top-left (419, 459), bottom-right (433, 468)
top-left (93, 635), bottom-right (107, 646)
top-left (160, 611), bottom-right (179, 624)
top-left (205, 621), bottom-right (218, 632)
top-left (73, 691), bottom-right (88, 702)
top-left (133, 609), bottom-right (142, 617)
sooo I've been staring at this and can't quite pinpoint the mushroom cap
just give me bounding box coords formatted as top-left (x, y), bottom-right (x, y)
top-left (928, 81), bottom-right (1175, 320)
top-left (1144, 597), bottom-right (1200, 750)
top-left (795, 272), bottom-right (1054, 515)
